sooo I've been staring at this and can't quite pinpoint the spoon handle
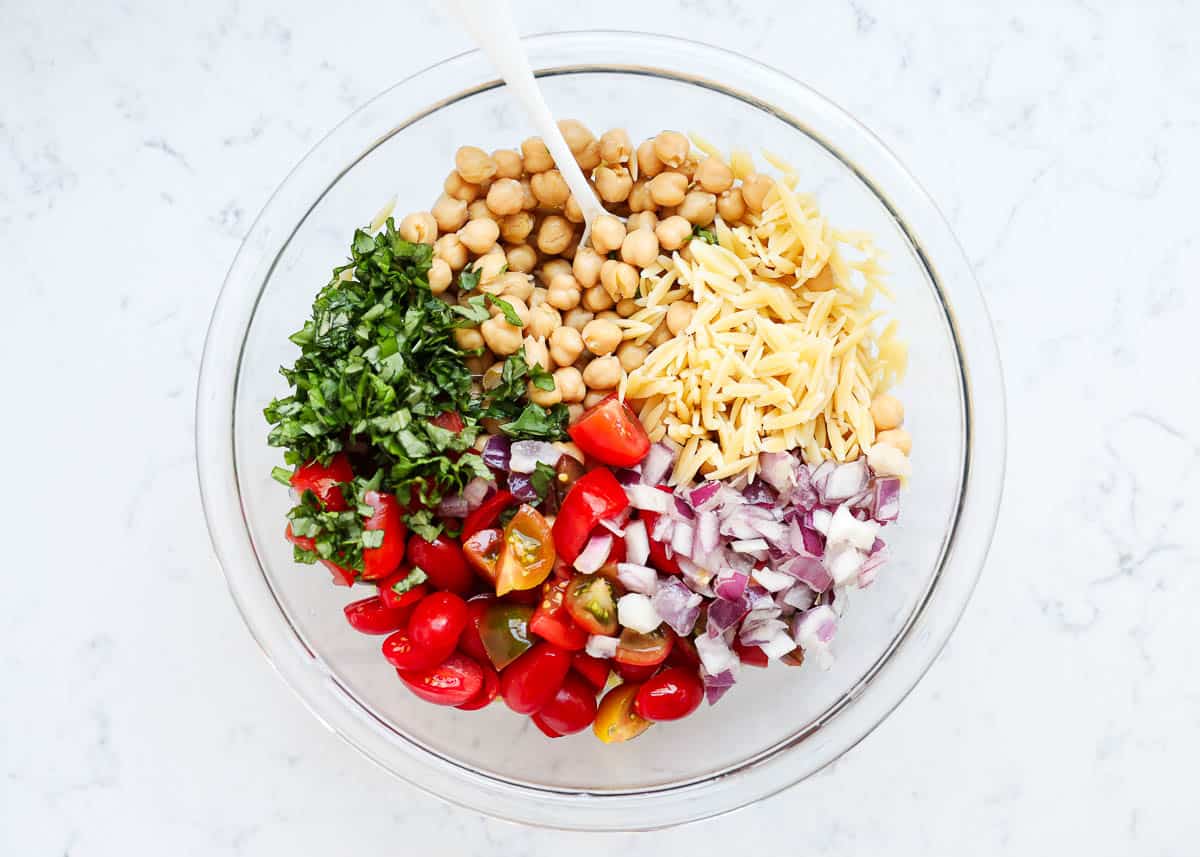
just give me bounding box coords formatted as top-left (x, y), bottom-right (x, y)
top-left (445, 0), bottom-right (606, 234)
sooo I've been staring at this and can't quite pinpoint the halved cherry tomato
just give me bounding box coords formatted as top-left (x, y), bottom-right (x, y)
top-left (733, 638), bottom-right (769, 668)
top-left (463, 490), bottom-right (514, 539)
top-left (463, 528), bottom-right (502, 584)
top-left (531, 714), bottom-right (563, 738)
top-left (529, 580), bottom-right (589, 651)
top-left (360, 491), bottom-right (407, 581)
top-left (552, 469), bottom-right (629, 565)
top-left (343, 596), bottom-right (412, 635)
top-left (614, 626), bottom-right (673, 667)
top-left (377, 566), bottom-right (428, 610)
top-left (289, 454), bottom-right (353, 510)
top-left (478, 603), bottom-right (535, 669)
top-left (781, 647), bottom-right (806, 667)
top-left (430, 411), bottom-right (465, 434)
top-left (407, 592), bottom-right (469, 666)
top-left (613, 661), bottom-right (658, 683)
top-left (543, 453), bottom-right (586, 515)
top-left (571, 653), bottom-right (611, 691)
top-left (407, 534), bottom-right (473, 595)
top-left (593, 683), bottom-right (652, 744)
top-left (398, 653), bottom-right (483, 707)
top-left (667, 634), bottom-right (701, 671)
top-left (607, 537), bottom-right (627, 565)
top-left (457, 596), bottom-right (492, 663)
top-left (495, 505), bottom-right (555, 596)
top-left (568, 394), bottom-right (651, 468)
top-left (639, 486), bottom-right (681, 575)
top-left (382, 629), bottom-right (439, 672)
top-left (633, 667), bottom-right (704, 722)
top-left (506, 586), bottom-right (542, 606)
top-left (533, 673), bottom-right (597, 735)
top-left (285, 523), bottom-right (356, 586)
top-left (563, 574), bottom-right (619, 636)
top-left (454, 660), bottom-right (499, 711)
top-left (499, 642), bottom-right (572, 715)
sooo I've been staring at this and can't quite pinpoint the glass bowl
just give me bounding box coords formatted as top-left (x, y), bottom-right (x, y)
top-left (196, 31), bottom-right (1005, 830)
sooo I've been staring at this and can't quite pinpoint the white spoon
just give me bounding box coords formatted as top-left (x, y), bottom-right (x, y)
top-left (445, 0), bottom-right (607, 243)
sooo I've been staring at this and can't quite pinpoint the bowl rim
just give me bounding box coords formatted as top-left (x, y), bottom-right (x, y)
top-left (196, 29), bottom-right (1006, 830)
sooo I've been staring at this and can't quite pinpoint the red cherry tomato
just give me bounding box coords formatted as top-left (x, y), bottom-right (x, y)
top-left (289, 454), bottom-right (353, 510)
top-left (495, 505), bottom-right (556, 596)
top-left (613, 660), bottom-right (658, 683)
top-left (614, 626), bottom-right (673, 667)
top-left (570, 653), bottom-right (611, 691)
top-left (343, 596), bottom-right (412, 635)
top-left (563, 574), bottom-right (619, 635)
top-left (360, 491), bottom-right (407, 581)
top-left (552, 469), bottom-right (629, 565)
top-left (381, 629), bottom-right (439, 672)
top-left (593, 683), bottom-right (651, 743)
top-left (377, 566), bottom-right (428, 610)
top-left (463, 528), bottom-right (503, 585)
top-left (454, 660), bottom-right (499, 711)
top-left (505, 586), bottom-right (542, 606)
top-left (457, 597), bottom-right (492, 663)
top-left (407, 534), bottom-right (473, 595)
top-left (478, 603), bottom-right (535, 669)
top-left (430, 411), bottom-right (465, 434)
top-left (667, 634), bottom-right (701, 670)
top-left (285, 523), bottom-right (356, 586)
top-left (407, 592), bottom-right (469, 666)
top-left (531, 714), bottom-right (563, 738)
top-left (533, 673), bottom-right (597, 735)
top-left (639, 486), bottom-right (681, 575)
top-left (633, 667), bottom-right (704, 721)
top-left (499, 642), bottom-right (572, 715)
top-left (398, 653), bottom-right (483, 707)
top-left (733, 638), bottom-right (769, 668)
top-left (567, 394), bottom-right (651, 468)
top-left (529, 580), bottom-right (589, 650)
top-left (463, 490), bottom-right (515, 539)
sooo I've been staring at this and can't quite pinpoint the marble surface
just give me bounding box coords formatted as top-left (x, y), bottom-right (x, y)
top-left (3, 0), bottom-right (1196, 853)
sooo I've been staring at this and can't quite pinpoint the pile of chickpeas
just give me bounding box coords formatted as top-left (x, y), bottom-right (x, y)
top-left (392, 119), bottom-right (778, 424)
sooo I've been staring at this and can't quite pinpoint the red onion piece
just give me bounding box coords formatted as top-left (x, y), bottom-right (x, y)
top-left (639, 442), bottom-right (676, 486)
top-left (436, 493), bottom-right (470, 517)
top-left (616, 563), bottom-right (658, 595)
top-left (624, 519), bottom-right (650, 565)
top-left (707, 592), bottom-right (751, 633)
top-left (481, 435), bottom-right (510, 471)
top-left (652, 576), bottom-right (702, 636)
top-left (739, 617), bottom-right (789, 645)
top-left (506, 471), bottom-right (540, 503)
top-left (462, 476), bottom-right (495, 511)
top-left (510, 440), bottom-right (562, 474)
top-left (874, 477), bottom-right (901, 522)
top-left (614, 468), bottom-right (643, 486)
top-left (625, 483), bottom-right (673, 513)
top-left (696, 632), bottom-right (739, 675)
top-left (809, 460), bottom-right (835, 495)
top-left (781, 584), bottom-right (816, 611)
top-left (758, 451), bottom-right (794, 493)
top-left (689, 480), bottom-right (721, 509)
top-left (781, 555), bottom-right (833, 592)
top-left (751, 566), bottom-right (794, 592)
top-left (713, 568), bottom-right (749, 600)
top-left (573, 532), bottom-right (613, 574)
top-left (820, 458), bottom-right (869, 503)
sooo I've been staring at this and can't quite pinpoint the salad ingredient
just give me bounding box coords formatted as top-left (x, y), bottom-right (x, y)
top-left (406, 534), bottom-right (472, 595)
top-left (564, 575), bottom-right (620, 635)
top-left (499, 643), bottom-right (572, 715)
top-left (377, 566), bottom-right (429, 610)
top-left (478, 602), bottom-right (535, 669)
top-left (572, 532), bottom-right (613, 574)
top-left (867, 441), bottom-right (912, 478)
top-left (529, 580), bottom-right (590, 650)
top-left (869, 394), bottom-right (904, 431)
top-left (593, 684), bottom-right (652, 744)
top-left (382, 629), bottom-right (440, 672)
top-left (615, 626), bottom-right (673, 667)
top-left (462, 490), bottom-right (515, 539)
top-left (570, 653), bottom-right (611, 690)
top-left (567, 395), bottom-right (650, 467)
top-left (531, 673), bottom-right (598, 735)
top-left (457, 597), bottom-right (492, 663)
top-left (585, 634), bottom-right (619, 659)
top-left (289, 454), bottom-right (353, 511)
top-left (398, 653), bottom-right (485, 707)
top-left (359, 490), bottom-right (408, 580)
top-left (495, 505), bottom-right (556, 595)
top-left (454, 661), bottom-right (500, 711)
top-left (407, 592), bottom-right (470, 666)
top-left (634, 667), bottom-right (704, 721)
top-left (462, 527), bottom-right (503, 584)
top-left (552, 468), bottom-right (629, 564)
top-left (343, 596), bottom-right (413, 635)
top-left (616, 593), bottom-right (662, 634)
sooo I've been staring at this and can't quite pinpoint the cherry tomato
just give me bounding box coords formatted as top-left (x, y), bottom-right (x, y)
top-left (733, 638), bottom-right (769, 668)
top-left (615, 626), bottom-right (673, 667)
top-left (360, 491), bottom-right (407, 581)
top-left (454, 660), bottom-right (500, 711)
top-left (593, 683), bottom-right (652, 744)
top-left (613, 660), bottom-right (658, 683)
top-left (382, 629), bottom-right (438, 672)
top-left (639, 486), bottom-right (681, 575)
top-left (285, 523), bottom-right (356, 586)
top-left (463, 490), bottom-right (515, 539)
top-left (289, 454), bottom-right (353, 510)
top-left (478, 603), bottom-right (535, 669)
top-left (781, 647), bottom-right (806, 667)
top-left (495, 505), bottom-right (556, 596)
top-left (529, 580), bottom-right (589, 650)
top-left (457, 597), bottom-right (492, 663)
top-left (667, 634), bottom-right (701, 671)
top-left (506, 586), bottom-right (542, 606)
top-left (463, 528), bottom-right (502, 584)
top-left (407, 592), bottom-right (469, 666)
top-left (571, 653), bottom-right (611, 691)
top-left (377, 566), bottom-right (428, 610)
top-left (543, 454), bottom-right (586, 515)
top-left (607, 536), bottom-right (627, 565)
top-left (552, 469), bottom-right (629, 565)
top-left (343, 596), bottom-right (412, 635)
top-left (407, 534), bottom-right (473, 595)
top-left (398, 653), bottom-right (483, 707)
top-left (563, 574), bottom-right (619, 636)
top-left (568, 394), bottom-right (651, 468)
top-left (430, 411), bottom-right (465, 434)
top-left (531, 714), bottom-right (563, 738)
top-left (533, 673), bottom-right (597, 735)
top-left (633, 667), bottom-right (704, 722)
top-left (499, 642), bottom-right (572, 715)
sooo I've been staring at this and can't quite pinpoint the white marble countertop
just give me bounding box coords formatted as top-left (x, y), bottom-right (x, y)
top-left (4, 0), bottom-right (1196, 853)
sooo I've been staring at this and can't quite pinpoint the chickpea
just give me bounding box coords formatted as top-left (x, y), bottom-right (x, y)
top-left (444, 170), bottom-right (481, 202)
top-left (428, 258), bottom-right (452, 295)
top-left (492, 148), bottom-right (523, 179)
top-left (600, 259), bottom-right (639, 300)
top-left (653, 131), bottom-right (689, 169)
top-left (540, 259), bottom-right (573, 283)
top-left (557, 119), bottom-right (594, 154)
top-left (527, 376), bottom-right (563, 407)
top-left (521, 137), bottom-right (554, 173)
top-left (536, 215), bottom-right (574, 255)
top-left (499, 211), bottom-right (535, 244)
top-left (583, 355), bottom-right (622, 390)
top-left (465, 353), bottom-right (492, 377)
top-left (531, 170), bottom-right (570, 209)
top-left (459, 218), bottom-right (501, 255)
top-left (523, 335), bottom-right (552, 371)
top-left (599, 128), bottom-right (632, 165)
top-left (572, 247), bottom-right (604, 288)
top-left (876, 428), bottom-right (912, 455)
top-left (655, 215), bottom-right (693, 251)
top-left (869, 394), bottom-right (905, 431)
top-left (649, 172), bottom-right (688, 207)
top-left (740, 173), bottom-right (774, 212)
top-left (582, 318), bottom-right (622, 356)
top-left (398, 211), bottom-right (437, 244)
top-left (485, 178), bottom-right (524, 217)
top-left (546, 273), bottom-right (582, 310)
top-left (626, 211), bottom-right (658, 233)
top-left (505, 242), bottom-right (537, 273)
top-left (635, 139), bottom-right (663, 178)
top-left (455, 146), bottom-right (496, 184)
top-left (467, 199), bottom-right (495, 222)
top-left (590, 214), bottom-right (626, 255)
top-left (582, 284), bottom-right (615, 312)
top-left (434, 233), bottom-right (469, 270)
top-left (482, 362), bottom-right (505, 390)
top-left (576, 140), bottom-right (601, 172)
top-left (562, 307), bottom-right (594, 334)
top-left (594, 166), bottom-right (633, 203)
top-left (621, 228), bottom-right (660, 268)
top-left (454, 326), bottom-right (485, 351)
top-left (549, 325), bottom-right (585, 366)
top-left (546, 366), bottom-right (582, 403)
top-left (616, 298), bottom-right (639, 318)
top-left (616, 341), bottom-right (649, 372)
top-left (596, 310), bottom-right (621, 322)
top-left (432, 193), bottom-right (469, 233)
top-left (678, 190), bottom-right (717, 226)
top-left (529, 287), bottom-right (549, 308)
top-left (496, 270), bottom-right (534, 302)
top-left (566, 403), bottom-right (584, 423)
top-left (666, 299), bottom-right (696, 335)
top-left (563, 194), bottom-right (584, 224)
top-left (481, 314), bottom-right (524, 355)
top-left (528, 304), bottom-right (562, 339)
top-left (473, 249), bottom-right (508, 283)
top-left (519, 177), bottom-right (538, 210)
top-left (717, 187), bottom-right (746, 223)
top-left (648, 321), bottom-right (673, 347)
top-left (695, 157), bottom-right (734, 193)
top-left (627, 179), bottom-right (655, 213)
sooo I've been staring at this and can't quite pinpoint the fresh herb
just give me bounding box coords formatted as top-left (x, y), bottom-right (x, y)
top-left (271, 466), bottom-right (293, 486)
top-left (479, 351), bottom-right (569, 440)
top-left (287, 475), bottom-right (385, 573)
top-left (529, 362), bottom-right (556, 392)
top-left (529, 461), bottom-right (557, 501)
top-left (458, 268), bottom-right (482, 292)
top-left (501, 403), bottom-right (570, 439)
top-left (451, 295), bottom-right (490, 326)
top-left (692, 225), bottom-right (718, 245)
top-left (485, 294), bottom-right (523, 327)
top-left (392, 567), bottom-right (428, 595)
top-left (405, 508), bottom-right (443, 542)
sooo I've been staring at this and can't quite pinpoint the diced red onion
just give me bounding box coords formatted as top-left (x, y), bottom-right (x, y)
top-left (751, 566), bottom-right (794, 592)
top-left (696, 510), bottom-right (720, 554)
top-left (731, 538), bottom-right (768, 554)
top-left (781, 555), bottom-right (833, 592)
top-left (507, 471), bottom-right (540, 503)
top-left (870, 537), bottom-right (885, 555)
top-left (624, 519), bottom-right (650, 565)
top-left (857, 548), bottom-right (889, 588)
top-left (781, 584), bottom-right (816, 611)
top-left (696, 632), bottom-right (739, 675)
top-left (828, 504), bottom-right (880, 551)
top-left (614, 468), bottom-right (643, 486)
top-left (739, 616), bottom-right (788, 645)
top-left (746, 585), bottom-right (778, 615)
top-left (787, 458), bottom-right (819, 509)
top-left (640, 442), bottom-right (676, 486)
top-left (652, 576), bottom-right (702, 636)
top-left (585, 634), bottom-right (619, 659)
top-left (651, 512), bottom-right (674, 544)
top-left (820, 458), bottom-right (869, 502)
top-left (874, 477), bottom-right (901, 522)
top-left (689, 480), bottom-right (721, 509)
top-left (509, 440), bottom-right (562, 474)
top-left (823, 542), bottom-right (866, 586)
top-left (598, 506), bottom-right (631, 536)
top-left (705, 683), bottom-right (733, 705)
top-left (741, 480), bottom-right (776, 506)
top-left (810, 508), bottom-right (832, 535)
top-left (714, 568), bottom-right (749, 600)
top-left (706, 592), bottom-right (751, 633)
top-left (758, 451), bottom-right (794, 493)
top-left (625, 483), bottom-right (673, 513)
top-left (616, 563), bottom-right (658, 595)
top-left (745, 517), bottom-right (787, 545)
top-left (435, 493), bottom-right (470, 517)
top-left (673, 496), bottom-right (695, 519)
top-left (462, 476), bottom-right (495, 511)
top-left (617, 593), bottom-right (662, 633)
top-left (794, 605), bottom-right (838, 646)
top-left (481, 435), bottom-right (510, 471)
top-left (702, 668), bottom-right (737, 705)
top-left (809, 460), bottom-right (835, 495)
top-left (677, 557), bottom-right (715, 596)
top-left (573, 532), bottom-right (613, 574)
top-left (759, 630), bottom-right (798, 659)
top-left (671, 520), bottom-right (694, 559)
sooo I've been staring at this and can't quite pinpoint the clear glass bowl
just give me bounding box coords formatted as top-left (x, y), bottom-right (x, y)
top-left (196, 31), bottom-right (1005, 830)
